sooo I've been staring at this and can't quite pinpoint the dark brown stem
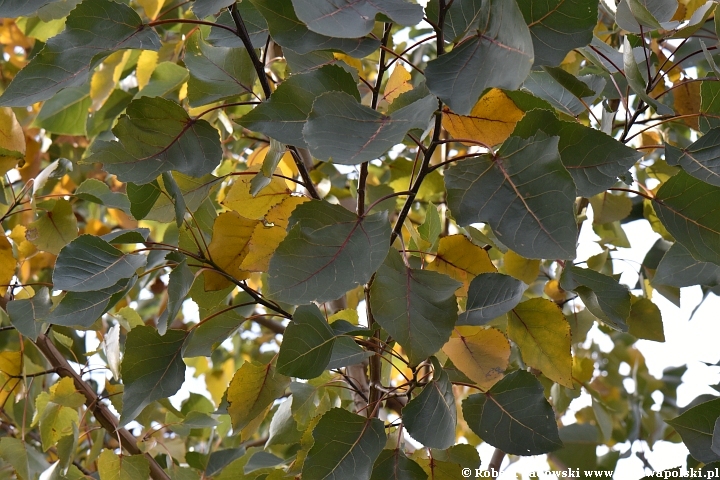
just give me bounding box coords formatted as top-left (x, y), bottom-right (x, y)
top-left (228, 4), bottom-right (272, 99)
top-left (289, 146), bottom-right (320, 199)
top-left (488, 448), bottom-right (505, 473)
top-left (148, 18), bottom-right (236, 35)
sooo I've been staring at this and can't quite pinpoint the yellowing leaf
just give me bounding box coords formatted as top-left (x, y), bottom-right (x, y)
top-left (543, 279), bottom-right (566, 303)
top-left (442, 89), bottom-right (525, 147)
top-left (0, 350), bottom-right (22, 405)
top-left (0, 235), bottom-right (15, 296)
top-left (265, 196), bottom-right (310, 229)
top-left (98, 450), bottom-right (150, 480)
top-left (503, 250), bottom-right (540, 285)
top-left (246, 145), bottom-right (299, 190)
top-left (204, 211), bottom-right (259, 290)
top-left (226, 361), bottom-right (290, 430)
top-left (383, 64), bottom-right (412, 104)
top-left (673, 80), bottom-right (700, 129)
top-left (137, 0), bottom-right (165, 19)
top-left (136, 50), bottom-right (159, 90)
top-left (25, 199), bottom-right (79, 255)
top-left (0, 106), bottom-right (26, 176)
top-left (47, 377), bottom-right (85, 408)
top-left (628, 297), bottom-right (665, 342)
top-left (590, 192), bottom-right (633, 225)
top-left (223, 171), bottom-right (291, 220)
top-left (508, 298), bottom-right (573, 388)
top-left (442, 326), bottom-right (510, 389)
top-left (205, 358), bottom-right (235, 405)
top-left (333, 52), bottom-right (363, 71)
top-left (427, 235), bottom-right (496, 295)
top-left (239, 224), bottom-right (285, 272)
top-left (90, 50), bottom-right (131, 110)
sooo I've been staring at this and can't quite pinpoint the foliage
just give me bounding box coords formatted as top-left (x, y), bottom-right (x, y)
top-left (3, 0), bottom-right (720, 478)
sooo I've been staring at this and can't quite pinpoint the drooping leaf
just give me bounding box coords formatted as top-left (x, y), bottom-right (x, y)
top-left (0, 0), bottom-right (161, 107)
top-left (370, 449), bottom-right (427, 480)
top-left (667, 398), bottom-right (720, 463)
top-left (249, 0), bottom-right (380, 57)
top-left (119, 326), bottom-right (186, 426)
top-left (369, 249), bottom-right (460, 366)
top-left (654, 242), bottom-right (720, 288)
top-left (459, 273), bottom-right (526, 325)
top-left (508, 298), bottom-right (573, 387)
top-left (425, 0), bottom-right (533, 115)
top-left (227, 362), bottom-right (290, 430)
top-left (445, 132), bottom-right (577, 259)
top-left (277, 304), bottom-right (336, 379)
top-left (462, 370), bottom-right (562, 455)
top-left (303, 92), bottom-right (435, 165)
top-left (442, 326), bottom-right (510, 390)
top-left (85, 97), bottom-right (222, 184)
top-left (427, 234), bottom-right (497, 296)
top-left (560, 266), bottom-right (631, 332)
top-left (623, 38), bottom-right (673, 115)
top-left (267, 200), bottom-right (390, 304)
top-left (516, 0), bottom-right (598, 66)
top-left (6, 288), bottom-right (51, 341)
top-left (158, 259), bottom-right (194, 334)
top-left (303, 408), bottom-right (386, 480)
top-left (26, 199), bottom-right (78, 255)
top-left (53, 235), bottom-right (146, 292)
top-left (402, 361), bottom-right (456, 449)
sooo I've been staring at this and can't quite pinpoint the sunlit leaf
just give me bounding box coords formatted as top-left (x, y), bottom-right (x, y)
top-left (227, 361), bottom-right (290, 430)
top-left (442, 326), bottom-right (510, 390)
top-left (426, 235), bottom-right (496, 296)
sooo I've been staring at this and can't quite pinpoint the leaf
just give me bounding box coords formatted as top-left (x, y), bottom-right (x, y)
top-left (516, 0), bottom-right (598, 66)
top-left (370, 449), bottom-right (427, 480)
top-left (39, 403), bottom-right (78, 451)
top-left (459, 273), bottom-right (526, 325)
top-left (145, 172), bottom-right (219, 223)
top-left (0, 0), bottom-right (64, 18)
top-left (508, 298), bottom-right (573, 387)
top-left (0, 107), bottom-right (25, 175)
top-left (442, 89), bottom-right (525, 147)
top-left (303, 407), bottom-right (386, 480)
top-left (442, 326), bottom-right (510, 390)
top-left (0, 0), bottom-right (161, 107)
top-left (623, 38), bottom-right (673, 115)
top-left (75, 179), bottom-right (131, 214)
top-left (238, 65), bottom-right (358, 147)
top-left (303, 92), bottom-right (435, 165)
top-left (34, 86), bottom-right (91, 136)
top-left (667, 397), bottom-right (720, 463)
top-left (119, 326), bottom-right (185, 426)
top-left (0, 235), bottom-right (16, 296)
top-left (227, 361), bottom-right (290, 430)
top-left (183, 308), bottom-right (245, 358)
top-left (53, 235), bottom-right (146, 292)
top-left (158, 259), bottom-right (194, 334)
top-left (627, 298), bottom-right (664, 342)
top-left (445, 133), bottom-right (577, 259)
top-left (369, 249), bottom-right (460, 366)
top-left (105, 324), bottom-right (120, 381)
top-left (0, 351), bottom-right (22, 407)
top-left (46, 278), bottom-right (131, 328)
top-left (6, 288), bottom-right (52, 341)
top-left (267, 200), bottom-right (390, 304)
top-left (26, 199), bottom-right (78, 255)
top-left (701, 80), bottom-right (720, 133)
top-left (97, 451), bottom-right (150, 480)
top-left (85, 96), bottom-right (222, 184)
top-left (402, 362), bottom-right (456, 449)
top-left (204, 211), bottom-right (259, 290)
top-left (327, 337), bottom-right (373, 369)
top-left (560, 266), bottom-right (631, 332)
top-left (590, 192), bottom-right (633, 225)
top-left (425, 0), bottom-right (533, 115)
top-left (426, 235), bottom-right (496, 296)
top-left (462, 370), bottom-right (562, 455)
top-left (653, 170), bottom-right (720, 265)
top-left (384, 64), bottom-right (413, 104)
top-left (503, 250), bottom-right (540, 285)
top-left (0, 438), bottom-right (30, 480)
top-left (654, 242), bottom-right (720, 288)
top-left (615, 0), bottom-right (678, 32)
top-left (192, 0), bottom-right (234, 19)
top-left (249, 0), bottom-right (380, 57)
top-left (224, 174), bottom-right (290, 220)
top-left (184, 32), bottom-right (255, 108)
top-left (207, 7), bottom-right (269, 49)
top-left (665, 129), bottom-right (720, 186)
top-left (136, 61), bottom-right (188, 99)
top-left (277, 304), bottom-right (336, 379)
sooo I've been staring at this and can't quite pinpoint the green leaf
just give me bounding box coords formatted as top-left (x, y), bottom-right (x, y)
top-left (238, 64), bottom-right (359, 147)
top-left (161, 171), bottom-right (186, 227)
top-left (425, 0), bottom-right (533, 115)
top-left (85, 97), bottom-right (222, 184)
top-left (267, 398), bottom-right (303, 446)
top-left (185, 33), bottom-right (255, 108)
top-left (207, 7), bottom-right (269, 49)
top-left (0, 437), bottom-right (30, 480)
top-left (560, 266), bottom-right (631, 332)
top-left (291, 0), bottom-right (422, 38)
top-left (701, 80), bottom-right (720, 133)
top-left (39, 403), bottom-right (78, 451)
top-left (459, 273), bottom-right (526, 326)
top-left (590, 192), bottom-right (633, 225)
top-left (6, 288), bottom-right (51, 341)
top-left (303, 408), bottom-right (386, 480)
top-left (183, 308), bottom-right (245, 358)
top-left (0, 0), bottom-right (64, 18)
top-left (653, 170), bottom-right (720, 265)
top-left (541, 66), bottom-right (596, 98)
top-left (445, 132), bottom-right (577, 259)
top-left (433, 0), bottom-right (485, 43)
top-left (402, 362), bottom-right (456, 449)
top-left (277, 304), bottom-right (336, 379)
top-left (370, 449), bottom-right (427, 480)
top-left (192, 0), bottom-right (235, 19)
top-left (418, 202), bottom-right (441, 245)
top-left (87, 89), bottom-right (134, 138)
top-left (0, 0), bottom-right (161, 107)
top-left (512, 109), bottom-right (642, 197)
top-left (615, 0), bottom-right (677, 33)
top-left (267, 200), bottom-right (390, 304)
top-left (227, 361), bottom-right (290, 430)
top-left (26, 199), bottom-right (79, 255)
top-left (667, 397), bottom-right (720, 463)
top-left (462, 370), bottom-right (562, 455)
top-left (46, 278), bottom-right (131, 328)
top-left (654, 242), bottom-right (720, 288)
top-left (327, 337), bottom-right (373, 369)
top-left (303, 92), bottom-right (435, 165)
top-left (34, 86), bottom-right (91, 136)
top-left (146, 173), bottom-right (219, 223)
top-left (627, 298), bottom-right (664, 342)
top-left (127, 181), bottom-right (162, 220)
top-left (53, 235), bottom-right (146, 292)
top-left (665, 130), bottom-right (720, 186)
top-left (369, 249), bottom-right (460, 366)
top-left (119, 326), bottom-right (186, 426)
top-left (249, 0), bottom-right (380, 57)
top-left (623, 38), bottom-right (673, 115)
top-left (158, 259), bottom-right (194, 334)
top-left (75, 179), bottom-right (131, 214)
top-left (516, 0), bottom-right (598, 66)
top-left (136, 62), bottom-right (188, 99)
top-left (98, 450), bottom-right (150, 480)
top-left (521, 70), bottom-right (605, 117)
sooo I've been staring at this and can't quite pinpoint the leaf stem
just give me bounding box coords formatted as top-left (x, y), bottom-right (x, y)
top-left (228, 4), bottom-right (272, 99)
top-left (147, 18), bottom-right (236, 35)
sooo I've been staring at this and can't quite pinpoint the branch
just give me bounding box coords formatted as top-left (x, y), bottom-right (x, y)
top-left (228, 4), bottom-right (272, 99)
top-left (34, 334), bottom-right (171, 480)
top-left (488, 448), bottom-right (505, 473)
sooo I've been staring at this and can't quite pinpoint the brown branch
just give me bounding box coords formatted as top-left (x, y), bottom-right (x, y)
top-left (488, 448), bottom-right (505, 473)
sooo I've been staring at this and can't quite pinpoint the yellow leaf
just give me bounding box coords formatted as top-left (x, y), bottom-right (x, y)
top-left (442, 326), bottom-right (510, 389)
top-left (427, 235), bottom-right (496, 295)
top-left (508, 298), bottom-right (573, 388)
top-left (204, 212), bottom-right (259, 290)
top-left (543, 279), bottom-right (566, 303)
top-left (9, 225), bottom-right (35, 261)
top-left (333, 52), bottom-right (363, 71)
top-left (239, 224), bottom-right (285, 272)
top-left (0, 350), bottom-right (22, 405)
top-left (0, 235), bottom-right (15, 296)
top-left (226, 361), bottom-right (289, 430)
top-left (0, 106), bottom-right (26, 176)
top-left (246, 145), bottom-right (299, 190)
top-left (442, 89), bottom-right (525, 147)
top-left (223, 170), bottom-right (291, 220)
top-left (383, 64), bottom-right (412, 104)
top-left (572, 356), bottom-right (594, 385)
top-left (265, 196), bottom-right (309, 229)
top-left (84, 218), bottom-right (112, 236)
top-left (672, 80), bottom-right (700, 129)
top-left (90, 50), bottom-right (131, 110)
top-left (503, 250), bottom-right (540, 285)
top-left (98, 450), bottom-right (150, 480)
top-left (205, 358), bottom-right (235, 405)
top-left (136, 50), bottom-right (158, 90)
top-left (137, 0), bottom-right (165, 19)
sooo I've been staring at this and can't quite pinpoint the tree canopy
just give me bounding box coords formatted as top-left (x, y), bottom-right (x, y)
top-left (1, 0), bottom-right (720, 478)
